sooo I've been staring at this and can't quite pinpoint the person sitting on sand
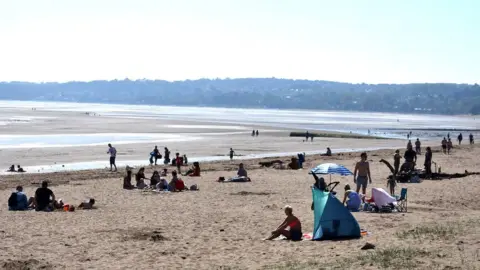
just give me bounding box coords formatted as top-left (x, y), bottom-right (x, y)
top-left (321, 147), bottom-right (332, 156)
top-left (34, 181), bottom-right (56, 212)
top-left (342, 184), bottom-right (362, 211)
top-left (168, 171), bottom-right (186, 191)
top-left (156, 178), bottom-right (169, 190)
top-left (78, 198), bottom-right (96, 209)
top-left (123, 168), bottom-right (134, 190)
top-left (17, 165), bottom-right (25, 173)
top-left (150, 170), bottom-right (161, 187)
top-left (7, 164), bottom-right (15, 172)
top-left (135, 167), bottom-right (147, 189)
top-left (401, 145), bottom-right (417, 173)
top-left (288, 157), bottom-right (299, 170)
top-left (184, 162), bottom-right (200, 177)
top-left (265, 205), bottom-right (303, 241)
top-left (8, 186), bottom-right (34, 211)
top-left (237, 163), bottom-right (251, 181)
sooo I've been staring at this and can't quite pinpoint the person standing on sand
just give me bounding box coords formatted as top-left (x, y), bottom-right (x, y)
top-left (415, 138), bottom-right (421, 155)
top-left (470, 133), bottom-right (474, 144)
top-left (447, 138), bottom-right (453, 154)
top-left (353, 152), bottom-right (372, 195)
top-left (424, 147), bottom-right (433, 179)
top-left (441, 137), bottom-right (447, 154)
top-left (393, 150), bottom-right (401, 175)
top-left (256, 130), bottom-right (259, 136)
top-left (164, 147), bottom-right (171, 164)
top-left (229, 148), bottom-right (235, 160)
top-left (406, 140), bottom-right (412, 150)
top-left (458, 133), bottom-right (463, 145)
top-left (107, 143), bottom-right (117, 172)
top-left (305, 131), bottom-right (309, 142)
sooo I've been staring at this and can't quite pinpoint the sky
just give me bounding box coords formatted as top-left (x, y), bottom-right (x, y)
top-left (0, 0), bottom-right (479, 84)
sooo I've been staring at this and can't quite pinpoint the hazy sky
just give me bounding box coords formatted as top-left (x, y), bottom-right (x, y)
top-left (1, 0), bottom-right (479, 83)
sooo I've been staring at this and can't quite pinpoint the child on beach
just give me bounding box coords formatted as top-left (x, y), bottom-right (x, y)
top-left (229, 148), bottom-right (235, 160)
top-left (393, 150), bottom-right (401, 175)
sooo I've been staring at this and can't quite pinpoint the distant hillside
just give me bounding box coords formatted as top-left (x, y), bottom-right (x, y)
top-left (1, 78), bottom-right (479, 114)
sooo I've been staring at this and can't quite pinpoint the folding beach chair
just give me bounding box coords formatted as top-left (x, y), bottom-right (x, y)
top-left (396, 188), bottom-right (408, 212)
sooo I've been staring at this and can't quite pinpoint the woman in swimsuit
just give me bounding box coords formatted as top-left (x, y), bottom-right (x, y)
top-left (266, 205), bottom-right (303, 241)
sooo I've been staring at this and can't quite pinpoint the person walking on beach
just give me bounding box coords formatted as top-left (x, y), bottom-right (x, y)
top-left (229, 148), bottom-right (235, 161)
top-left (256, 130), bottom-right (259, 136)
top-left (470, 133), bottom-right (474, 144)
top-left (415, 138), bottom-right (421, 155)
top-left (406, 140), bottom-right (412, 150)
top-left (458, 133), bottom-right (463, 145)
top-left (252, 130), bottom-right (255, 136)
top-left (107, 143), bottom-right (117, 172)
top-left (305, 131), bottom-right (309, 142)
top-left (353, 152), bottom-right (371, 195)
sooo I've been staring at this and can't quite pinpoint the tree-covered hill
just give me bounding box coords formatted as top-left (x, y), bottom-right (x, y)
top-left (1, 78), bottom-right (479, 114)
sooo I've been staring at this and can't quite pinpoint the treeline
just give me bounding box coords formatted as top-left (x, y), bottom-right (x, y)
top-left (0, 78), bottom-right (479, 114)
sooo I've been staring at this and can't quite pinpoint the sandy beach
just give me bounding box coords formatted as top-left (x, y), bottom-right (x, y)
top-left (1, 104), bottom-right (480, 269)
top-left (1, 143), bottom-right (480, 269)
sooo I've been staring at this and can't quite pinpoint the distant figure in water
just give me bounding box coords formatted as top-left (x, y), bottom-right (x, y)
top-left (458, 133), bottom-right (463, 145)
top-left (229, 148), bottom-right (235, 161)
top-left (17, 165), bottom-right (25, 173)
top-left (470, 133), bottom-right (474, 144)
top-left (256, 130), bottom-right (259, 136)
top-left (252, 130), bottom-right (255, 136)
top-left (8, 165), bottom-right (15, 172)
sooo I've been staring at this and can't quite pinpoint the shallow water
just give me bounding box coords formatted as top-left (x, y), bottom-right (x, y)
top-left (0, 146), bottom-right (395, 175)
top-left (0, 133), bottom-right (202, 149)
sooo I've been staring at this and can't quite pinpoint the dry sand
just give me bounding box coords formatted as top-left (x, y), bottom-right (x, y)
top-left (1, 142), bottom-right (480, 269)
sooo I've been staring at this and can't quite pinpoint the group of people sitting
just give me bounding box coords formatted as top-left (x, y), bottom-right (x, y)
top-left (8, 181), bottom-right (95, 211)
top-left (123, 166), bottom-right (199, 191)
top-left (7, 164), bottom-right (25, 173)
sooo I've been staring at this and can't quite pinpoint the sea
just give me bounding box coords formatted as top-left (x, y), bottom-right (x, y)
top-left (0, 100), bottom-right (478, 174)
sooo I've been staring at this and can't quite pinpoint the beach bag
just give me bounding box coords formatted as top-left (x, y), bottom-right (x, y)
top-left (190, 184), bottom-right (199, 191)
top-left (8, 192), bottom-right (17, 208)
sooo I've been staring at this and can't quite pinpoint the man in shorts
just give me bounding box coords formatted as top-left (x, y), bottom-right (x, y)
top-left (107, 143), bottom-right (117, 172)
top-left (353, 152), bottom-right (372, 195)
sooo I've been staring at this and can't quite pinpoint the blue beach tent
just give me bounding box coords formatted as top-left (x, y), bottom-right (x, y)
top-left (311, 187), bottom-right (361, 240)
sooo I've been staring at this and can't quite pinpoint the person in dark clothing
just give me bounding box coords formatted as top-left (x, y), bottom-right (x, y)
top-left (34, 181), bottom-right (55, 211)
top-left (152, 146), bottom-right (161, 165)
top-left (458, 133), bottom-right (463, 145)
top-left (164, 147), bottom-right (171, 164)
top-left (401, 146), bottom-right (417, 172)
top-left (393, 150), bottom-right (401, 175)
top-left (424, 147), bottom-right (433, 178)
top-left (305, 131), bottom-right (309, 142)
top-left (255, 130), bottom-right (259, 136)
top-left (470, 133), bottom-right (474, 145)
top-left (175, 153), bottom-right (182, 173)
top-left (8, 164), bottom-right (15, 172)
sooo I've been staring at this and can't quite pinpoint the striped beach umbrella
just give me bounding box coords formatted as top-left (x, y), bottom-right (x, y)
top-left (310, 163), bottom-right (353, 183)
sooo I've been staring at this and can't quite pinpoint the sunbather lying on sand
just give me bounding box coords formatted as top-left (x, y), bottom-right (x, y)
top-left (265, 205), bottom-right (303, 241)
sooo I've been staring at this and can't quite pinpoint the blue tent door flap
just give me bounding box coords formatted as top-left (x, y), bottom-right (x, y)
top-left (312, 188), bottom-right (361, 240)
